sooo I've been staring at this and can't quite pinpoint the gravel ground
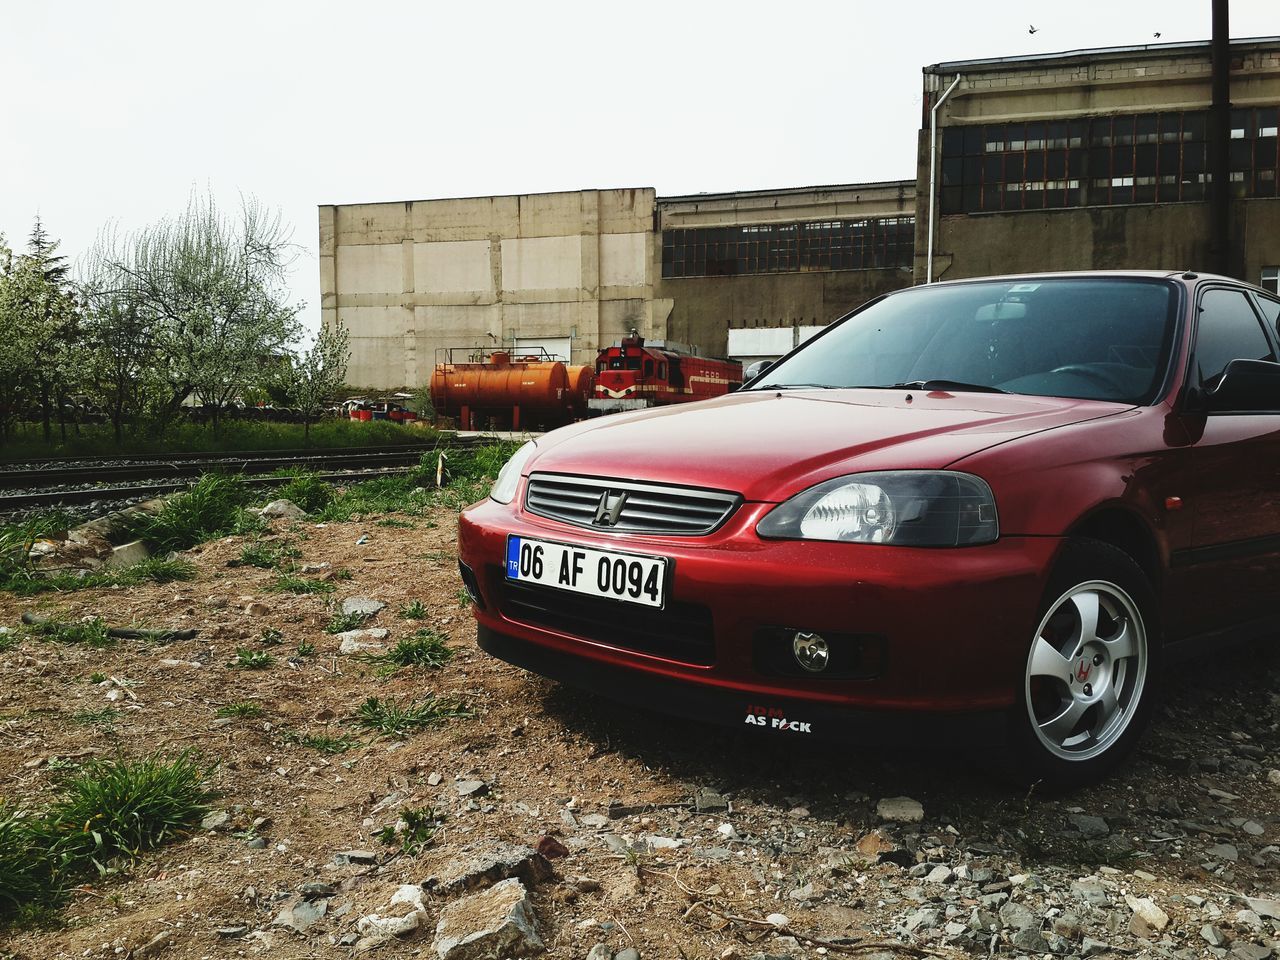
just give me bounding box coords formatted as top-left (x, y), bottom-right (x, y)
top-left (0, 504), bottom-right (1277, 960)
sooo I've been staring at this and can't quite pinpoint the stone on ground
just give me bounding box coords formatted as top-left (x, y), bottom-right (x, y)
top-left (434, 877), bottom-right (544, 960)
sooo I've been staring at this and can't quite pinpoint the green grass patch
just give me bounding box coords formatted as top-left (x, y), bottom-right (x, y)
top-left (126, 475), bottom-right (252, 552)
top-left (258, 628), bottom-right (284, 646)
top-left (228, 649), bottom-right (274, 670)
top-left (399, 600), bottom-right (427, 620)
top-left (374, 806), bottom-right (441, 855)
top-left (295, 639), bottom-right (316, 658)
top-left (375, 517), bottom-right (414, 529)
top-left (270, 573), bottom-right (334, 595)
top-left (283, 731), bottom-right (360, 755)
top-left (363, 630), bottom-right (452, 674)
top-left (87, 672), bottom-right (107, 684)
top-left (24, 617), bottom-right (113, 648)
top-left (271, 472), bottom-right (334, 514)
top-left (0, 751), bottom-right (214, 920)
top-left (1, 557), bottom-right (197, 597)
top-left (0, 419), bottom-right (437, 463)
top-left (215, 701), bottom-right (264, 719)
top-left (355, 695), bottom-right (470, 737)
top-left (70, 708), bottom-right (119, 730)
top-left (233, 541), bottom-right (299, 569)
top-left (325, 610), bottom-right (370, 634)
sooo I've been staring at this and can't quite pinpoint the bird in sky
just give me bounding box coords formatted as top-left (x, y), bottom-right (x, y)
top-left (1153, 31), bottom-right (1162, 38)
top-left (1028, 24), bottom-right (1038, 34)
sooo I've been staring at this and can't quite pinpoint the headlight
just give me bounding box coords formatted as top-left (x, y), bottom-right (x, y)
top-left (756, 471), bottom-right (998, 546)
top-left (490, 440), bottom-right (537, 504)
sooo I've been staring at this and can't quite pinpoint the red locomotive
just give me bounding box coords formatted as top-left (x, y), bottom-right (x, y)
top-left (589, 335), bottom-right (743, 414)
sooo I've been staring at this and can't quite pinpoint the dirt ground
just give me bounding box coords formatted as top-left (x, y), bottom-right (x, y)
top-left (1, 505), bottom-right (1279, 960)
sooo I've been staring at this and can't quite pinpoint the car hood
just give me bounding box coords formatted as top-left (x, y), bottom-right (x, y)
top-left (526, 389), bottom-right (1133, 502)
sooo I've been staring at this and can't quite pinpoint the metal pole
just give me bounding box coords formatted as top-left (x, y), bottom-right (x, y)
top-left (927, 73), bottom-right (963, 283)
top-left (1209, 0), bottom-right (1232, 276)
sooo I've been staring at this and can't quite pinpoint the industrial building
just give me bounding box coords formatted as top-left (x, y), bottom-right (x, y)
top-left (321, 35), bottom-right (1280, 390)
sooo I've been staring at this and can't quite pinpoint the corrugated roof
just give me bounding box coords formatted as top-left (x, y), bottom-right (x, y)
top-left (925, 35), bottom-right (1280, 74)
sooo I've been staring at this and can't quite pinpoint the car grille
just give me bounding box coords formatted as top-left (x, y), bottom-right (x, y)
top-left (524, 474), bottom-right (741, 536)
top-left (496, 573), bottom-right (716, 666)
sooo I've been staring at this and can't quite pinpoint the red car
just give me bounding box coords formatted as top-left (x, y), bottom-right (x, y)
top-left (458, 272), bottom-right (1280, 786)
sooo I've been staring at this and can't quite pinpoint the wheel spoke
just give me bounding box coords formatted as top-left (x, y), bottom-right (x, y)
top-left (1039, 697), bottom-right (1088, 744)
top-left (1029, 637), bottom-right (1073, 683)
top-left (1102, 621), bottom-right (1137, 661)
top-left (1094, 681), bottom-right (1121, 731)
top-left (1069, 590), bottom-right (1101, 647)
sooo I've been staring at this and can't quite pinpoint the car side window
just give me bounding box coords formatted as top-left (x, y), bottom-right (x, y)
top-left (1256, 293), bottom-right (1280, 339)
top-left (1195, 289), bottom-right (1275, 389)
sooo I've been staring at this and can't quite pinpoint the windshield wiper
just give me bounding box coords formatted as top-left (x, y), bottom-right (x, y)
top-left (888, 379), bottom-right (1008, 394)
top-left (756, 382), bottom-right (835, 390)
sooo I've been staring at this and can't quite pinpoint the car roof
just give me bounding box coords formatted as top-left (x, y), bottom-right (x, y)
top-left (902, 270), bottom-right (1269, 294)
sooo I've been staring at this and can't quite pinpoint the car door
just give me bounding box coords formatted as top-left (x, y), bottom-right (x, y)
top-left (1170, 285), bottom-right (1280, 635)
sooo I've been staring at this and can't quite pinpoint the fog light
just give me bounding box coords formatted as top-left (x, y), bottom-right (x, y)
top-left (792, 631), bottom-right (830, 673)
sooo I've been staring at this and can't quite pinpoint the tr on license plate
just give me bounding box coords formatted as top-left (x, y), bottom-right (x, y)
top-left (505, 536), bottom-right (668, 608)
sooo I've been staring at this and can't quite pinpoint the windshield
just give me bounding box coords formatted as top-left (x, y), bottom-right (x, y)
top-left (753, 278), bottom-right (1179, 404)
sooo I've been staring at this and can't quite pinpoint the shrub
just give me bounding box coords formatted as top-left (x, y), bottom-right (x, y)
top-left (273, 472), bottom-right (334, 514)
top-left (127, 474), bottom-right (251, 552)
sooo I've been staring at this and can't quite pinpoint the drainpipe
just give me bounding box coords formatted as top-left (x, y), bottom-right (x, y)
top-left (1208, 0), bottom-right (1232, 276)
top-left (927, 73), bottom-right (963, 284)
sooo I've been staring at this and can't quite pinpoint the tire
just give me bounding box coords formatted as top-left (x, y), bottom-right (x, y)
top-left (1009, 538), bottom-right (1161, 789)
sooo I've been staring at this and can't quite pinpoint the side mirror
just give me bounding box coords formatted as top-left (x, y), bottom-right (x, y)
top-left (743, 359), bottom-right (774, 383)
top-left (1205, 359), bottom-right (1280, 412)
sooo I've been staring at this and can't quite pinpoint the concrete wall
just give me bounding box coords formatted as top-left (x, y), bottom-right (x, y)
top-left (656, 182), bottom-right (916, 357)
top-left (915, 39), bottom-right (1280, 284)
top-left (319, 188), bottom-right (661, 389)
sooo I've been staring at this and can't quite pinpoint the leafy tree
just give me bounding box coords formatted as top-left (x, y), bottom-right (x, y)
top-left (100, 192), bottom-right (302, 436)
top-left (80, 258), bottom-right (161, 444)
top-left (276, 323), bottom-right (351, 441)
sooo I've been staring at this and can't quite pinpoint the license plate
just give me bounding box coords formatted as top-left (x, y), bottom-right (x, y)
top-left (505, 536), bottom-right (668, 608)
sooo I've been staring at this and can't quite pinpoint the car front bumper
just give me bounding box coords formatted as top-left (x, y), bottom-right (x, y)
top-left (458, 495), bottom-right (1063, 726)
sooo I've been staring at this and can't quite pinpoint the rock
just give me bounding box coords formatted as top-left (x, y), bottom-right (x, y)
top-left (131, 932), bottom-right (173, 958)
top-left (1230, 945), bottom-right (1274, 960)
top-left (1244, 820), bottom-right (1266, 836)
top-left (457, 779), bottom-right (489, 797)
top-left (925, 865), bottom-right (954, 884)
top-left (337, 629), bottom-right (390, 654)
top-left (215, 926), bottom-right (249, 938)
top-left (1125, 895), bottom-right (1170, 932)
top-left (301, 562), bottom-right (330, 574)
top-left (586, 945), bottom-right (612, 960)
top-left (1010, 928), bottom-right (1049, 952)
top-left (572, 877), bottom-right (601, 893)
top-left (615, 950), bottom-right (639, 960)
top-left (300, 881), bottom-right (335, 899)
top-left (535, 835), bottom-right (569, 859)
top-left (356, 885), bottom-right (429, 952)
top-left (1246, 897), bottom-right (1280, 920)
top-left (261, 499), bottom-right (306, 520)
top-left (244, 601), bottom-right (270, 616)
top-left (1202, 925), bottom-right (1230, 947)
top-left (1208, 842), bottom-right (1240, 862)
top-left (341, 597), bottom-right (386, 617)
top-left (764, 913), bottom-right (790, 928)
top-left (694, 789), bottom-right (729, 812)
top-left (334, 849), bottom-right (379, 865)
top-left (273, 896), bottom-right (328, 932)
top-left (201, 810), bottom-right (230, 831)
top-left (1268, 769), bottom-right (1280, 786)
top-left (434, 878), bottom-right (544, 960)
top-left (1070, 877), bottom-right (1110, 907)
top-left (998, 900), bottom-right (1038, 932)
top-left (1069, 814), bottom-right (1110, 837)
top-left (436, 843), bottom-right (554, 896)
top-left (854, 828), bottom-right (911, 865)
top-left (1080, 938), bottom-right (1110, 956)
top-left (902, 908), bottom-right (940, 933)
top-left (1236, 909), bottom-right (1264, 930)
top-left (876, 796), bottom-right (923, 823)
top-left (580, 813), bottom-right (610, 830)
top-left (717, 823), bottom-right (741, 842)
top-left (104, 539), bottom-right (151, 570)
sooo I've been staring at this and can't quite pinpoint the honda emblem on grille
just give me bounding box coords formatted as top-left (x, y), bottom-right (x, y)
top-left (593, 490), bottom-right (628, 526)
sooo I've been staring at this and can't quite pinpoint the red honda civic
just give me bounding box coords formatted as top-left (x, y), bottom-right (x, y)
top-left (458, 271), bottom-right (1280, 785)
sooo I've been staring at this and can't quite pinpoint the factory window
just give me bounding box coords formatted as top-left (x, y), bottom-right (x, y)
top-left (941, 105), bottom-right (1280, 214)
top-left (661, 217), bottom-right (914, 279)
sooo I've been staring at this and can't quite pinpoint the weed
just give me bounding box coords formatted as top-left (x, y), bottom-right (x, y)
top-left (71, 708), bottom-right (119, 730)
top-left (325, 610), bottom-right (370, 634)
top-left (367, 630), bottom-right (452, 672)
top-left (229, 649), bottom-right (274, 670)
top-left (295, 639), bottom-right (316, 658)
top-left (399, 600), bottom-right (427, 620)
top-left (456, 587), bottom-right (473, 608)
top-left (25, 617), bottom-right (113, 648)
top-left (331, 567), bottom-right (353, 581)
top-left (0, 804), bottom-right (58, 920)
top-left (258, 628), bottom-right (284, 646)
top-left (1, 554), bottom-right (196, 597)
top-left (283, 731), bottom-right (359, 755)
top-left (236, 542), bottom-right (280, 569)
top-left (271, 574), bottom-right (334, 595)
top-left (272, 472), bottom-right (335, 514)
top-left (374, 806), bottom-right (441, 855)
top-left (0, 631), bottom-right (15, 653)
top-left (41, 750), bottom-right (215, 872)
top-left (215, 702), bottom-right (263, 719)
top-left (87, 672), bottom-right (107, 684)
top-left (375, 517), bottom-right (413, 529)
top-left (126, 474), bottom-right (252, 552)
top-left (355, 695), bottom-right (471, 737)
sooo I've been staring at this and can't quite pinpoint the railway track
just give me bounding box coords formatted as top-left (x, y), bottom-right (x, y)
top-left (0, 435), bottom-right (504, 513)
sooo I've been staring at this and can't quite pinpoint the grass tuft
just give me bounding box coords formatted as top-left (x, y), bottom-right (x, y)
top-left (272, 472), bottom-right (334, 514)
top-left (283, 731), bottom-right (360, 755)
top-left (355, 695), bottom-right (470, 738)
top-left (270, 573), bottom-right (334, 595)
top-left (399, 600), bottom-right (427, 620)
top-left (215, 702), bottom-right (263, 719)
top-left (229, 649), bottom-right (274, 670)
top-left (295, 639), bottom-right (316, 658)
top-left (127, 475), bottom-right (252, 552)
top-left (325, 610), bottom-right (370, 633)
top-left (374, 806), bottom-right (441, 855)
top-left (364, 630), bottom-right (452, 673)
top-left (24, 617), bottom-right (113, 648)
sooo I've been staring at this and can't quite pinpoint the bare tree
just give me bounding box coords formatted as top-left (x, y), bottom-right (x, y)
top-left (101, 192), bottom-right (302, 436)
top-left (276, 322), bottom-right (351, 442)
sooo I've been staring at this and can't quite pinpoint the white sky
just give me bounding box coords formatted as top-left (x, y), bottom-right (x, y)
top-left (3, 0), bottom-right (1275, 334)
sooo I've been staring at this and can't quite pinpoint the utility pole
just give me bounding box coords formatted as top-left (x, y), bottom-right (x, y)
top-left (1208, 0), bottom-right (1234, 276)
